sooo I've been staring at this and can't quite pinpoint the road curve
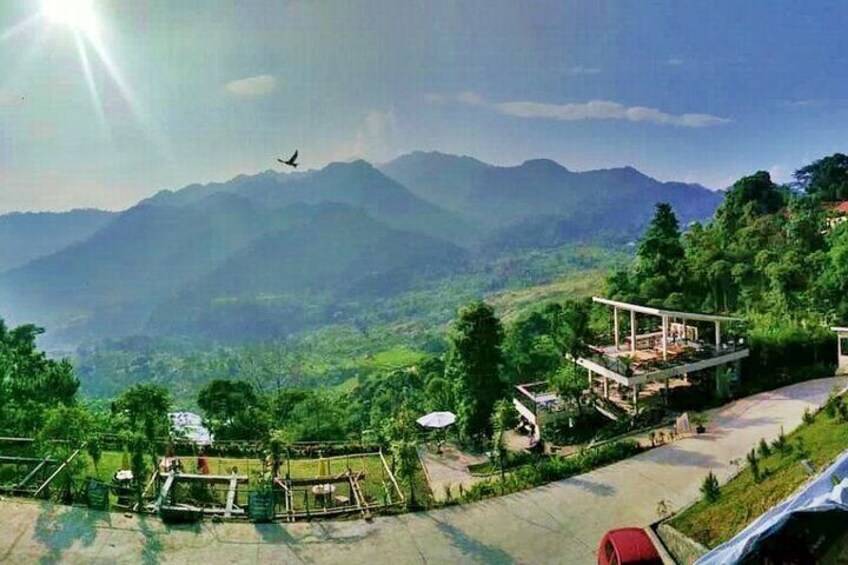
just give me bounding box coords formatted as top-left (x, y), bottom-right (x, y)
top-left (1, 377), bottom-right (845, 564)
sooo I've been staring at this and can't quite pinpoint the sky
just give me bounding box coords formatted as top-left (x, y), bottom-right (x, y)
top-left (1, 0), bottom-right (847, 213)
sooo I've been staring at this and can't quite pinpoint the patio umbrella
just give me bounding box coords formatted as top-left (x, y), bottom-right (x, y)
top-left (416, 411), bottom-right (457, 429)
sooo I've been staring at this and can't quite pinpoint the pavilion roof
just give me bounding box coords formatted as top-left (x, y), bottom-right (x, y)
top-left (592, 297), bottom-right (741, 323)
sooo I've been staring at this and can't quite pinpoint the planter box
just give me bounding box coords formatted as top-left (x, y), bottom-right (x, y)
top-left (248, 491), bottom-right (275, 522)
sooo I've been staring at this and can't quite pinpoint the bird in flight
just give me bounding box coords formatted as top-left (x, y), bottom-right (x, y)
top-left (278, 150), bottom-right (299, 168)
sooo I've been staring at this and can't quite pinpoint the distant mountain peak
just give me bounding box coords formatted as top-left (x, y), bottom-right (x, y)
top-left (385, 150), bottom-right (490, 169)
top-left (519, 158), bottom-right (570, 173)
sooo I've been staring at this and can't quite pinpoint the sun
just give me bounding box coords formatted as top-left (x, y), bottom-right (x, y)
top-left (42, 0), bottom-right (99, 36)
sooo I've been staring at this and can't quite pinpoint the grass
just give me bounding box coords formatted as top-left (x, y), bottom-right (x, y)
top-left (669, 395), bottom-right (848, 548)
top-left (486, 269), bottom-right (607, 325)
top-left (67, 449), bottom-right (429, 513)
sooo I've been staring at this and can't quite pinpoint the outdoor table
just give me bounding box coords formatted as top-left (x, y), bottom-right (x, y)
top-left (311, 483), bottom-right (336, 506)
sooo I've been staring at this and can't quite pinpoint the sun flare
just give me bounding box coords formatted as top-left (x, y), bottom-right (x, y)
top-left (42, 0), bottom-right (98, 36)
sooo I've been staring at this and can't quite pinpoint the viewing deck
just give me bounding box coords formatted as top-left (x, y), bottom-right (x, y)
top-left (579, 341), bottom-right (749, 386)
top-left (579, 297), bottom-right (750, 410)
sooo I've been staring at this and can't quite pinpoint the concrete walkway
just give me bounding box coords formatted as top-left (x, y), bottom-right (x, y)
top-left (1, 377), bottom-right (844, 564)
top-left (418, 445), bottom-right (487, 502)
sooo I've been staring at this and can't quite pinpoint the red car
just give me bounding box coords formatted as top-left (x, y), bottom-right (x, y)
top-left (598, 528), bottom-right (663, 565)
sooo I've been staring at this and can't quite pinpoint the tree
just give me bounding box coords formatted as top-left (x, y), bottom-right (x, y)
top-left (700, 471), bottom-right (721, 503)
top-left (503, 310), bottom-right (560, 384)
top-left (490, 399), bottom-right (514, 483)
top-left (197, 379), bottom-right (267, 440)
top-left (0, 320), bottom-right (80, 436)
top-left (715, 171), bottom-right (786, 235)
top-left (794, 153), bottom-right (848, 201)
top-left (445, 302), bottom-right (505, 440)
top-left (549, 364), bottom-right (588, 417)
top-left (387, 408), bottom-right (420, 509)
top-left (631, 204), bottom-right (688, 306)
top-left (111, 383), bottom-right (171, 444)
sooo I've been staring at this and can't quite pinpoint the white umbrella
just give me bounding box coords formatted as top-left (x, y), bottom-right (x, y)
top-left (416, 411), bottom-right (456, 429)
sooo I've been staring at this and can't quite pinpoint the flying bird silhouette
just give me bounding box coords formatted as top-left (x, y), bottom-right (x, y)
top-left (278, 150), bottom-right (299, 168)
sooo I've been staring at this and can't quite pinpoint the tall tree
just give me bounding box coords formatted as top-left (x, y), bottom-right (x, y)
top-left (197, 379), bottom-right (267, 440)
top-left (715, 171), bottom-right (786, 235)
top-left (445, 302), bottom-right (505, 440)
top-left (0, 320), bottom-right (79, 436)
top-left (111, 383), bottom-right (172, 444)
top-left (632, 203), bottom-right (688, 306)
top-left (794, 153), bottom-right (848, 202)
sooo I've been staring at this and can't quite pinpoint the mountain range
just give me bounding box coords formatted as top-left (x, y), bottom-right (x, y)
top-left (0, 152), bottom-right (722, 348)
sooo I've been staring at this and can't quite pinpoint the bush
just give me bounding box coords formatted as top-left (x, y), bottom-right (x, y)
top-left (700, 471), bottom-right (721, 503)
top-left (825, 390), bottom-right (843, 419)
top-left (461, 440), bottom-right (642, 503)
top-left (757, 438), bottom-right (771, 458)
top-left (802, 408), bottom-right (816, 425)
top-left (772, 427), bottom-right (791, 454)
top-left (746, 449), bottom-right (761, 483)
top-left (794, 437), bottom-right (811, 461)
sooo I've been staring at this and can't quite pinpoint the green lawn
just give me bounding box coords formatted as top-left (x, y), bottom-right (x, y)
top-left (73, 449), bottom-right (425, 512)
top-left (669, 396), bottom-right (848, 548)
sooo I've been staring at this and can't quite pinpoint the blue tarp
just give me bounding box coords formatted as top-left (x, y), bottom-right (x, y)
top-left (696, 448), bottom-right (848, 564)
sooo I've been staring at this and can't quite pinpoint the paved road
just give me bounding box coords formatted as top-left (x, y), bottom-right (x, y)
top-left (1, 377), bottom-right (845, 564)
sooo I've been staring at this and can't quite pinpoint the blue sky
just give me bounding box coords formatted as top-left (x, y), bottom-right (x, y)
top-left (1, 0), bottom-right (847, 213)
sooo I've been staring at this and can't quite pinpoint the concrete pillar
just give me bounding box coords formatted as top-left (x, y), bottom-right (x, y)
top-left (661, 315), bottom-right (668, 361)
top-left (603, 377), bottom-right (609, 399)
top-left (630, 310), bottom-right (637, 353)
top-left (632, 385), bottom-right (639, 411)
top-left (715, 321), bottom-right (721, 350)
top-left (613, 307), bottom-right (620, 350)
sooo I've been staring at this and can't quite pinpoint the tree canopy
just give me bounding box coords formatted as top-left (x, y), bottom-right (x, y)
top-left (794, 153), bottom-right (848, 202)
top-left (445, 302), bottom-right (505, 440)
top-left (0, 320), bottom-right (79, 436)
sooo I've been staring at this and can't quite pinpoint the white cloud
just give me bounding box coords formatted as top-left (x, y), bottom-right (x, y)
top-left (456, 91), bottom-right (484, 105)
top-left (780, 99), bottom-right (827, 108)
top-left (423, 93), bottom-right (448, 104)
top-left (493, 98), bottom-right (730, 128)
top-left (365, 109), bottom-right (397, 137)
top-left (331, 109), bottom-right (398, 162)
top-left (225, 74), bottom-right (276, 98)
top-left (564, 65), bottom-right (602, 75)
top-left (666, 58), bottom-right (685, 66)
top-left (426, 90), bottom-right (730, 128)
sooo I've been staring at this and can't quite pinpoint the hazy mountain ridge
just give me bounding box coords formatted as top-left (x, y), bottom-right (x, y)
top-left (0, 209), bottom-right (117, 272)
top-left (0, 153), bottom-right (723, 347)
top-left (380, 151), bottom-right (721, 249)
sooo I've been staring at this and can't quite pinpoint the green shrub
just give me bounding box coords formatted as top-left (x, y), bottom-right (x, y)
top-left (757, 438), bottom-right (771, 458)
top-left (700, 471), bottom-right (721, 503)
top-left (802, 408), bottom-right (816, 425)
top-left (772, 427), bottom-right (791, 454)
top-left (825, 393), bottom-right (841, 419)
top-left (746, 449), bottom-right (761, 483)
top-left (794, 437), bottom-right (811, 460)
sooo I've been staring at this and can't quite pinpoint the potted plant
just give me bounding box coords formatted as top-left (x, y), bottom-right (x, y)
top-left (692, 414), bottom-right (707, 434)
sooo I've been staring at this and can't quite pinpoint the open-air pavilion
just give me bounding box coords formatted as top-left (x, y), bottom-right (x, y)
top-left (577, 297), bottom-right (750, 412)
top-left (834, 327), bottom-right (848, 375)
top-left (512, 382), bottom-right (564, 444)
